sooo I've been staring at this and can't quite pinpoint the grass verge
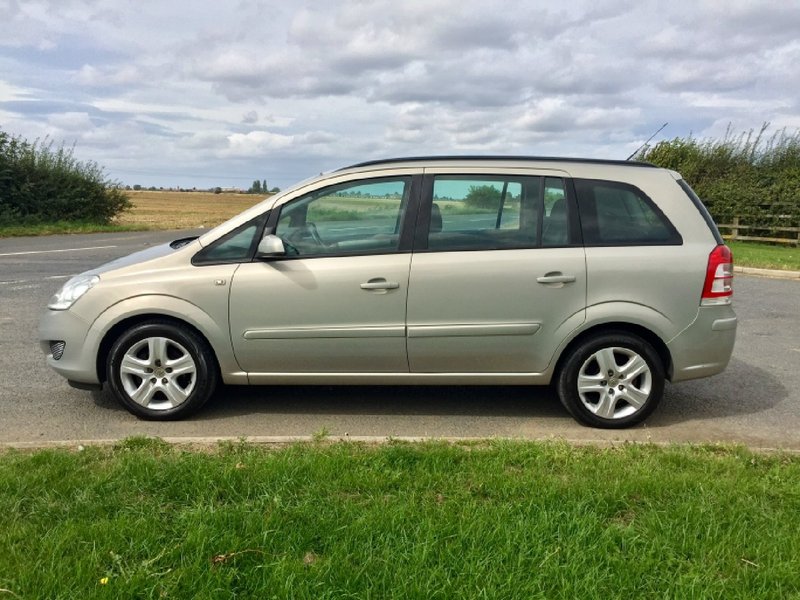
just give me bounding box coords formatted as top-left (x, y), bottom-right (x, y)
top-left (1, 438), bottom-right (799, 599)
top-left (728, 240), bottom-right (800, 271)
top-left (0, 220), bottom-right (150, 237)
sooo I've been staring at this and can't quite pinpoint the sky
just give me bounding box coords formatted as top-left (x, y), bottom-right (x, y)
top-left (1, 0), bottom-right (799, 190)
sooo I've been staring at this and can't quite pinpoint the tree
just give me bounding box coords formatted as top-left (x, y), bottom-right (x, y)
top-left (248, 180), bottom-right (262, 194)
top-left (0, 127), bottom-right (130, 225)
top-left (637, 124), bottom-right (800, 229)
top-left (464, 185), bottom-right (501, 209)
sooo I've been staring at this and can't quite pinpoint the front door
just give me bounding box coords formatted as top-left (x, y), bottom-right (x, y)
top-left (229, 175), bottom-right (417, 374)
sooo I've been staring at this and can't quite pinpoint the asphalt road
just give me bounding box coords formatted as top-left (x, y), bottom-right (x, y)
top-left (1, 230), bottom-right (799, 448)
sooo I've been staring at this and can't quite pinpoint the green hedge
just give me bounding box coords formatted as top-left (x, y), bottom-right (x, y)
top-left (637, 125), bottom-right (800, 235)
top-left (0, 129), bottom-right (130, 226)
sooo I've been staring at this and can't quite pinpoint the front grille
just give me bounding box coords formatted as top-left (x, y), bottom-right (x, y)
top-left (50, 340), bottom-right (66, 360)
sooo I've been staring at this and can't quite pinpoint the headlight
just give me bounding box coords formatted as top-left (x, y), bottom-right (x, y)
top-left (48, 274), bottom-right (100, 310)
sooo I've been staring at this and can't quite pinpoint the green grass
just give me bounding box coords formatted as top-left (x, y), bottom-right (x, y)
top-left (728, 240), bottom-right (800, 271)
top-left (0, 220), bottom-right (150, 237)
top-left (2, 439), bottom-right (799, 599)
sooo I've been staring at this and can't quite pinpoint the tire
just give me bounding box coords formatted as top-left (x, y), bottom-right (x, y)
top-left (556, 331), bottom-right (665, 429)
top-left (106, 320), bottom-right (218, 420)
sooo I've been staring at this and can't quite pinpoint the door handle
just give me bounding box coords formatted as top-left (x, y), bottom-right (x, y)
top-left (536, 273), bottom-right (576, 284)
top-left (360, 279), bottom-right (400, 290)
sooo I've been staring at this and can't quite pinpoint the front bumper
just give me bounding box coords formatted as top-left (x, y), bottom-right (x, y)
top-left (38, 308), bottom-right (100, 385)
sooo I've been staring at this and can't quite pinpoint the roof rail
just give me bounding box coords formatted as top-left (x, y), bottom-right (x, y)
top-left (339, 155), bottom-right (656, 171)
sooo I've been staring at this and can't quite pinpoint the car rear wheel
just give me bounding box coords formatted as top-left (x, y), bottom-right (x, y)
top-left (557, 332), bottom-right (665, 428)
top-left (107, 320), bottom-right (217, 420)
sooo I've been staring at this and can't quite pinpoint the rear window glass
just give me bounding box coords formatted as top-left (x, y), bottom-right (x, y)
top-left (574, 179), bottom-right (681, 246)
top-left (423, 175), bottom-right (571, 251)
top-left (677, 179), bottom-right (724, 244)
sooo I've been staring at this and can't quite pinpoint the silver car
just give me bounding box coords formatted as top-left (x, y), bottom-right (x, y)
top-left (39, 157), bottom-right (737, 428)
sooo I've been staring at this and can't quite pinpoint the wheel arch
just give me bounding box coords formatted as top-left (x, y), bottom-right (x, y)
top-left (96, 313), bottom-right (223, 384)
top-left (86, 294), bottom-right (242, 385)
top-left (552, 321), bottom-right (673, 383)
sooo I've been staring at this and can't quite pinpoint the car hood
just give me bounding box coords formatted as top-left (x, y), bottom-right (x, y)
top-left (89, 239), bottom-right (191, 276)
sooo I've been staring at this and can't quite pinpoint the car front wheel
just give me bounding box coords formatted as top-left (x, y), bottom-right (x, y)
top-left (557, 332), bottom-right (665, 428)
top-left (106, 320), bottom-right (218, 420)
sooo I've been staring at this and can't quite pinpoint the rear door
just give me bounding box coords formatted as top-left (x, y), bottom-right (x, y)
top-left (406, 168), bottom-right (586, 373)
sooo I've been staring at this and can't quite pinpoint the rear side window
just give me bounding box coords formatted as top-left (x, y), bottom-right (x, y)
top-left (424, 175), bottom-right (571, 251)
top-left (574, 179), bottom-right (681, 246)
top-left (542, 177), bottom-right (569, 247)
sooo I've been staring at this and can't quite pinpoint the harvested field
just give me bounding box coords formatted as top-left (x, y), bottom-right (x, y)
top-left (115, 191), bottom-right (267, 230)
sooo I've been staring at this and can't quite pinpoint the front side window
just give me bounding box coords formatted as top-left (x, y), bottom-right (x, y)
top-left (275, 177), bottom-right (410, 257)
top-left (574, 179), bottom-right (681, 245)
top-left (425, 175), bottom-right (570, 251)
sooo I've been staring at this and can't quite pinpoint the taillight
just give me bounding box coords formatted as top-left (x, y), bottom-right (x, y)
top-left (701, 245), bottom-right (733, 305)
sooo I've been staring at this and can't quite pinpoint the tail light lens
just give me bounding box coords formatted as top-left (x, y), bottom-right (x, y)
top-left (701, 245), bottom-right (733, 305)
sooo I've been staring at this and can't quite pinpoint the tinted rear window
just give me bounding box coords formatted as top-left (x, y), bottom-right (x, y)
top-left (677, 179), bottom-right (724, 244)
top-left (574, 179), bottom-right (682, 246)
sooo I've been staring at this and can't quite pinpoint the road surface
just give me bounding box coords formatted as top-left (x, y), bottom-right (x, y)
top-left (1, 230), bottom-right (798, 448)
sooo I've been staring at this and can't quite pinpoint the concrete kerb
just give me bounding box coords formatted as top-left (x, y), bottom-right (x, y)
top-left (734, 265), bottom-right (800, 280)
top-left (2, 435), bottom-right (799, 454)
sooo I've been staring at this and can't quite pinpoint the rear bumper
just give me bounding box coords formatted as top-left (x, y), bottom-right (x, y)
top-left (668, 304), bottom-right (737, 382)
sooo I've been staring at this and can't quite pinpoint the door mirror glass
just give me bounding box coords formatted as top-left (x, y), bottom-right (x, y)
top-left (256, 234), bottom-right (286, 257)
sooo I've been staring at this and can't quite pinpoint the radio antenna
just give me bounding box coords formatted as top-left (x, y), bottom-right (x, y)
top-left (626, 122), bottom-right (668, 160)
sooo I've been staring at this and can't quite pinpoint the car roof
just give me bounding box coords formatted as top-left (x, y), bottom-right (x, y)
top-left (339, 156), bottom-right (657, 171)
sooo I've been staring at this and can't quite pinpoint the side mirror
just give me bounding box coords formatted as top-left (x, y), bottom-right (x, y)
top-left (256, 234), bottom-right (286, 257)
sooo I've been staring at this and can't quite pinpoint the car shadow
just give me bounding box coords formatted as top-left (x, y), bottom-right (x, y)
top-left (197, 383), bottom-right (567, 421)
top-left (90, 389), bottom-right (127, 412)
top-left (89, 383), bottom-right (568, 421)
top-left (648, 357), bottom-right (788, 426)
top-left (91, 356), bottom-right (786, 428)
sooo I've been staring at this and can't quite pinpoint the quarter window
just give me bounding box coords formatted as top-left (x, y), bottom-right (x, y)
top-left (275, 178), bottom-right (411, 257)
top-left (574, 179), bottom-right (681, 245)
top-left (192, 214), bottom-right (267, 264)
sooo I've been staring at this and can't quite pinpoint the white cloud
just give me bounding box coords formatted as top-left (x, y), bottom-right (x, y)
top-left (222, 130), bottom-right (294, 157)
top-left (0, 79), bottom-right (32, 101)
top-left (0, 0), bottom-right (797, 189)
top-left (74, 64), bottom-right (142, 87)
top-left (47, 111), bottom-right (94, 131)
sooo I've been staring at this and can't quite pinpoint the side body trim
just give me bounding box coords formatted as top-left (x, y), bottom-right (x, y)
top-left (243, 326), bottom-right (405, 340)
top-left (407, 323), bottom-right (540, 338)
